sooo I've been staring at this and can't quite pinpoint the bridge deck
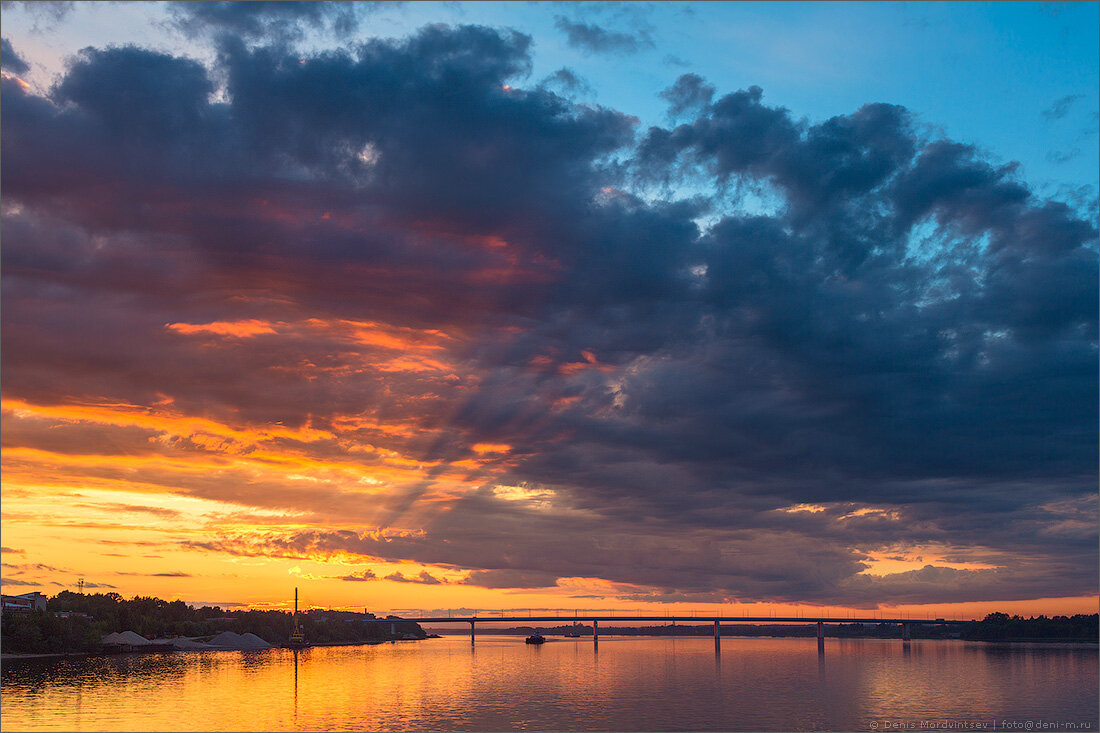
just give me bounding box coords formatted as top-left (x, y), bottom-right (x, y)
top-left (396, 616), bottom-right (969, 625)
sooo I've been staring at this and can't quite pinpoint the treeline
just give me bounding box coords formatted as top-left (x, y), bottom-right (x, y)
top-left (1, 606), bottom-right (101, 654)
top-left (1, 591), bottom-right (426, 654)
top-left (959, 612), bottom-right (1098, 642)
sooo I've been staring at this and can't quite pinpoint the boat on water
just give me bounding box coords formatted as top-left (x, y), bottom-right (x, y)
top-left (525, 633), bottom-right (546, 644)
top-left (564, 624), bottom-right (583, 638)
top-left (284, 587), bottom-right (311, 649)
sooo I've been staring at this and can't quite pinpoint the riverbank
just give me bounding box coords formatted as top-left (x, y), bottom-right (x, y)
top-left (3, 590), bottom-right (429, 655)
top-left (1, 652), bottom-right (89, 661)
top-left (1, 636), bottom-right (438, 662)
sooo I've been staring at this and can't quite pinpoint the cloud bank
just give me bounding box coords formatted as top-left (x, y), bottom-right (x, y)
top-left (1, 20), bottom-right (1096, 608)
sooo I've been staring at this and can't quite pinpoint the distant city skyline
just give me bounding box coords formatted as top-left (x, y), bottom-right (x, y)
top-left (1, 1), bottom-right (1097, 617)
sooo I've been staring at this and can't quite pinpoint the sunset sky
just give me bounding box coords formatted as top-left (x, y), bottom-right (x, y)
top-left (1, 1), bottom-right (1097, 620)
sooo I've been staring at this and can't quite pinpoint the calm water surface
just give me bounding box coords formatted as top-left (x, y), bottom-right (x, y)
top-left (2, 636), bottom-right (1096, 731)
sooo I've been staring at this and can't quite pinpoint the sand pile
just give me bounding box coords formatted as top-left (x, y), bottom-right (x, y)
top-left (101, 631), bottom-right (153, 646)
top-left (239, 633), bottom-right (271, 649)
top-left (208, 631), bottom-right (271, 650)
top-left (100, 630), bottom-right (271, 651)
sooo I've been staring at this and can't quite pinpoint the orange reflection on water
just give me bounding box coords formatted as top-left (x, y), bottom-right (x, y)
top-left (2, 637), bottom-right (1096, 732)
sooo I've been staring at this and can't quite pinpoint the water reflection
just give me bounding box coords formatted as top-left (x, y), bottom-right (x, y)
top-left (2, 638), bottom-right (1096, 732)
top-left (292, 649), bottom-right (299, 723)
top-left (713, 637), bottom-right (721, 679)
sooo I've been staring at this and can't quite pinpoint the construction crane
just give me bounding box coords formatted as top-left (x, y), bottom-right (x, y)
top-left (286, 587), bottom-right (310, 649)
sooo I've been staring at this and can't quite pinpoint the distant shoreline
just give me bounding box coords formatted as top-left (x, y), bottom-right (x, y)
top-left (0, 637), bottom-right (434, 662)
top-left (2, 592), bottom-right (430, 655)
top-left (1, 652), bottom-right (89, 661)
top-left (6, 593), bottom-right (1093, 655)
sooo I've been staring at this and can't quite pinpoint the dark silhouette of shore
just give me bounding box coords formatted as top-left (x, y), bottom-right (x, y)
top-left (5, 591), bottom-right (1095, 656)
top-left (2, 591), bottom-right (426, 655)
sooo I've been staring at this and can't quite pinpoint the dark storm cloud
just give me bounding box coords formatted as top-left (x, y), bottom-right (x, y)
top-left (0, 26), bottom-right (623, 419)
top-left (2, 28), bottom-right (1096, 607)
top-left (620, 79), bottom-right (1096, 498)
top-left (181, 487), bottom-right (1096, 606)
top-left (54, 46), bottom-right (215, 142)
top-left (1, 37), bottom-right (30, 74)
top-left (411, 496), bottom-right (1082, 603)
top-left (462, 569), bottom-right (561, 589)
top-left (659, 73), bottom-right (714, 119)
top-left (553, 16), bottom-right (653, 55)
top-left (167, 1), bottom-right (393, 41)
top-left (182, 482), bottom-right (1095, 605)
top-left (2, 25), bottom-right (631, 302)
top-left (537, 68), bottom-right (592, 98)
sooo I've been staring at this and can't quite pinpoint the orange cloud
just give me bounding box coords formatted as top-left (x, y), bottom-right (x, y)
top-left (166, 320), bottom-right (279, 337)
top-left (471, 443), bottom-right (511, 455)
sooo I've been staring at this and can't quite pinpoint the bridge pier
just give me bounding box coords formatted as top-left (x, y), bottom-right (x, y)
top-left (902, 623), bottom-right (911, 642)
top-left (816, 621), bottom-right (823, 641)
top-left (592, 619), bottom-right (598, 644)
top-left (470, 620), bottom-right (475, 644)
top-left (714, 619), bottom-right (720, 640)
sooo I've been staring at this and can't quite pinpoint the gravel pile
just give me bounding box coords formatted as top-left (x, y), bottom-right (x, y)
top-left (208, 631), bottom-right (271, 650)
top-left (101, 631), bottom-right (154, 645)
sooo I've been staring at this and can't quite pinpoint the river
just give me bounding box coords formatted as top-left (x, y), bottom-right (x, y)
top-left (2, 635), bottom-right (1096, 731)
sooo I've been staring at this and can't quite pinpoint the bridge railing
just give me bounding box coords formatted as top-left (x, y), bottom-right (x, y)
top-left (385, 606), bottom-right (969, 621)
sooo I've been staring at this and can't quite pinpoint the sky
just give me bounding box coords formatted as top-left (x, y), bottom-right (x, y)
top-left (1, 1), bottom-right (1097, 620)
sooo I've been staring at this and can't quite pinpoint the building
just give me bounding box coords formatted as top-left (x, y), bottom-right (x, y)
top-left (54, 610), bottom-right (93, 620)
top-left (1, 591), bottom-right (48, 613)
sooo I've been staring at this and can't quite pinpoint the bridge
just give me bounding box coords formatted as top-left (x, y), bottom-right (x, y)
top-left (389, 614), bottom-right (971, 644)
